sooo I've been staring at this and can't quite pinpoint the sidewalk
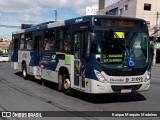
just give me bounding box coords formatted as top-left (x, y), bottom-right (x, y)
top-left (154, 64), bottom-right (160, 67)
top-left (151, 65), bottom-right (160, 78)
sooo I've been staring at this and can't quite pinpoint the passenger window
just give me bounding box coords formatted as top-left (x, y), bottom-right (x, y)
top-left (20, 34), bottom-right (25, 50)
top-left (54, 27), bottom-right (71, 52)
top-left (25, 34), bottom-right (32, 51)
top-left (56, 29), bottom-right (64, 51)
top-left (43, 30), bottom-right (56, 51)
top-left (74, 34), bottom-right (80, 59)
top-left (64, 35), bottom-right (71, 52)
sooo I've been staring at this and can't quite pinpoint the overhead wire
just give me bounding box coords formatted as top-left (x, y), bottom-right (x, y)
top-left (0, 24), bottom-right (20, 29)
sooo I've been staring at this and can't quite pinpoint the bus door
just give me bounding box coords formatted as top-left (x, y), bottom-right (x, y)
top-left (11, 34), bottom-right (19, 69)
top-left (30, 33), bottom-right (42, 76)
top-left (73, 32), bottom-right (87, 90)
top-left (11, 38), bottom-right (19, 62)
top-left (33, 35), bottom-right (42, 66)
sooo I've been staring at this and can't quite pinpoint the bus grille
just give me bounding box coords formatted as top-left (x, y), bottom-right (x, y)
top-left (111, 85), bottom-right (142, 92)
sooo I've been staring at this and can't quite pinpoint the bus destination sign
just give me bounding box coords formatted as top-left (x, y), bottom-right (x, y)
top-left (106, 20), bottom-right (135, 28)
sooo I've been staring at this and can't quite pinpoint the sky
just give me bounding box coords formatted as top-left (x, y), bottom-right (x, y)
top-left (0, 0), bottom-right (118, 38)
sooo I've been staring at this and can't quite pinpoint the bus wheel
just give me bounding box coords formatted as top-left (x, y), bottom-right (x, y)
top-left (22, 65), bottom-right (28, 80)
top-left (58, 74), bottom-right (63, 91)
top-left (63, 76), bottom-right (71, 95)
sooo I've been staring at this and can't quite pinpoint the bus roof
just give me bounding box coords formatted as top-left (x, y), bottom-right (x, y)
top-left (12, 15), bottom-right (146, 35)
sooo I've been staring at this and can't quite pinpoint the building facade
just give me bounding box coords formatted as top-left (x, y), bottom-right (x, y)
top-left (86, 5), bottom-right (98, 15)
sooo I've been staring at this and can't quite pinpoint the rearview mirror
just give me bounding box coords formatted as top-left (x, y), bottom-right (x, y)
top-left (89, 32), bottom-right (96, 43)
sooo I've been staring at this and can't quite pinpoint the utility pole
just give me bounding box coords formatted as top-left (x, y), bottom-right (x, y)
top-left (54, 9), bottom-right (57, 22)
top-left (152, 11), bottom-right (159, 66)
top-left (99, 0), bottom-right (105, 10)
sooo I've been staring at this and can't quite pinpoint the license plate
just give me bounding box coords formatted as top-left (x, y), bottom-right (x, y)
top-left (121, 89), bottom-right (132, 93)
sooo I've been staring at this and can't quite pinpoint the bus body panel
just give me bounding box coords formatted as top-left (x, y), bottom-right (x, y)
top-left (18, 51), bottom-right (40, 75)
top-left (78, 65), bottom-right (151, 94)
top-left (11, 35), bottom-right (19, 70)
top-left (41, 69), bottom-right (58, 83)
top-left (40, 52), bottom-right (73, 84)
top-left (88, 78), bottom-right (150, 94)
top-left (18, 51), bottom-right (32, 66)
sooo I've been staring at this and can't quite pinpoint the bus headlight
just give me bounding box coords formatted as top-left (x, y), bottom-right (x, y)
top-left (94, 70), bottom-right (108, 83)
top-left (147, 71), bottom-right (151, 80)
top-left (144, 71), bottom-right (151, 82)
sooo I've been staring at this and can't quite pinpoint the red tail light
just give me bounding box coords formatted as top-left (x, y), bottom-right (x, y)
top-left (40, 64), bottom-right (45, 69)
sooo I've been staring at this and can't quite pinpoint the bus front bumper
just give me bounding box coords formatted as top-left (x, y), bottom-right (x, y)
top-left (89, 79), bottom-right (150, 94)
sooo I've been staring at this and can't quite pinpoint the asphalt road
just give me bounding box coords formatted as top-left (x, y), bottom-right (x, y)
top-left (0, 63), bottom-right (160, 120)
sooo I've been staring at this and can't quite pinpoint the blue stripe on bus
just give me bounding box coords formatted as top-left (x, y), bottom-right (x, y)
top-left (11, 51), bottom-right (18, 62)
top-left (85, 54), bottom-right (102, 81)
top-left (29, 52), bottom-right (41, 66)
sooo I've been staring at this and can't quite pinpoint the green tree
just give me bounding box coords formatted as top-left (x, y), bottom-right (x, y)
top-left (0, 50), bottom-right (3, 55)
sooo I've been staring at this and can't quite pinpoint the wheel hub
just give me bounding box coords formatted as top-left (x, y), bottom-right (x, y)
top-left (23, 69), bottom-right (26, 77)
top-left (63, 79), bottom-right (70, 89)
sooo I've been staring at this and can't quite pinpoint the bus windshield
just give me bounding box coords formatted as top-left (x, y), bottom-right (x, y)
top-left (95, 30), bottom-right (150, 69)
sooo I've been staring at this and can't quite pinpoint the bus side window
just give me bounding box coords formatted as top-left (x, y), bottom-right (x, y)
top-left (43, 38), bottom-right (55, 51)
top-left (26, 34), bottom-right (32, 51)
top-left (63, 28), bottom-right (71, 52)
top-left (56, 29), bottom-right (64, 51)
top-left (85, 33), bottom-right (91, 60)
top-left (13, 38), bottom-right (19, 52)
top-left (74, 34), bottom-right (80, 59)
top-left (51, 36), bottom-right (56, 51)
top-left (20, 34), bottom-right (25, 50)
top-left (64, 35), bottom-right (71, 51)
top-left (56, 40), bottom-right (63, 51)
top-left (44, 38), bottom-right (49, 51)
top-left (43, 30), bottom-right (56, 51)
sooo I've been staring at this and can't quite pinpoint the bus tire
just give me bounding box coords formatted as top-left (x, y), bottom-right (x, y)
top-left (22, 64), bottom-right (28, 80)
top-left (58, 74), bottom-right (63, 91)
top-left (63, 75), bottom-right (71, 95)
top-left (41, 79), bottom-right (45, 86)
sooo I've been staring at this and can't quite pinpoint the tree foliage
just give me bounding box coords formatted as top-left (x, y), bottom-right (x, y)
top-left (0, 50), bottom-right (3, 55)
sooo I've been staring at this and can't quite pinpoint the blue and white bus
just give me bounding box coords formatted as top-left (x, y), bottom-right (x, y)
top-left (11, 15), bottom-right (151, 95)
